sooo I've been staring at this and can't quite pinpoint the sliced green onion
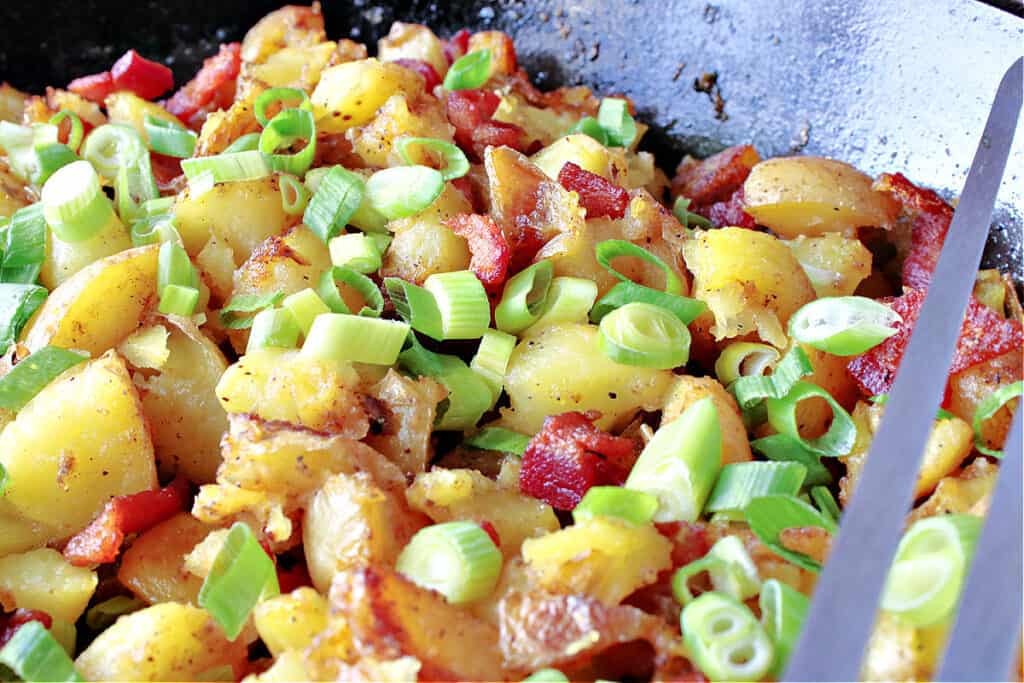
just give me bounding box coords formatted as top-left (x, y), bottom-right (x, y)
top-left (470, 328), bottom-right (516, 402)
top-left (522, 276), bottom-right (598, 334)
top-left (301, 313), bottom-right (409, 365)
top-left (766, 380), bottom-right (856, 457)
top-left (788, 296), bottom-right (902, 356)
top-left (278, 173), bottom-right (310, 216)
top-left (672, 196), bottom-right (713, 230)
top-left (34, 143), bottom-right (80, 185)
top-left (744, 494), bottom-right (837, 572)
top-left (523, 669), bottom-right (570, 682)
top-left (399, 337), bottom-right (492, 430)
top-left (590, 280), bottom-right (706, 325)
top-left (223, 132), bottom-right (261, 153)
top-left (598, 301), bottom-right (690, 369)
top-left (158, 284), bottom-right (199, 316)
top-left (303, 165), bottom-right (365, 243)
top-left (219, 290), bottom-right (285, 330)
top-left (0, 121), bottom-right (56, 182)
top-left (258, 108), bottom-right (316, 176)
top-left (880, 514), bottom-right (981, 627)
top-left (142, 196), bottom-right (174, 215)
top-left (673, 535), bottom-right (761, 605)
top-left (84, 595), bottom-right (146, 631)
top-left (396, 521), bottom-right (502, 603)
top-left (365, 166), bottom-right (444, 221)
top-left (0, 621), bottom-right (82, 682)
top-left (143, 114), bottom-right (197, 158)
top-left (80, 123), bottom-right (147, 179)
top-left (463, 427), bottom-right (531, 455)
top-left (157, 240), bottom-right (198, 296)
top-left (247, 307), bottom-right (301, 352)
top-left (0, 284), bottom-right (47, 353)
top-left (115, 154), bottom-right (159, 222)
top-left (317, 266), bottom-right (384, 317)
top-left (282, 288), bottom-right (330, 336)
top-left (750, 434), bottom-right (832, 488)
top-left (443, 49), bottom-right (493, 91)
top-left (715, 342), bottom-right (780, 386)
top-left (972, 380), bottom-right (1023, 457)
top-left (0, 461), bottom-right (9, 494)
top-left (49, 111), bottom-right (84, 152)
top-left (597, 98), bottom-right (638, 148)
top-left (254, 87), bottom-right (312, 127)
top-left (328, 232), bottom-right (383, 273)
top-left (48, 619), bottom-right (76, 658)
top-left (423, 270), bottom-right (490, 340)
top-left (680, 592), bottom-right (774, 683)
top-left (625, 396), bottom-right (722, 522)
top-left (1, 203), bottom-right (48, 284)
top-left (384, 277), bottom-right (444, 341)
top-left (810, 486), bottom-right (841, 523)
top-left (704, 462), bottom-right (808, 521)
top-left (130, 216), bottom-right (179, 248)
top-left (494, 260), bottom-right (554, 334)
top-left (188, 170), bottom-right (216, 198)
top-left (198, 521), bottom-right (280, 641)
top-left (396, 137), bottom-right (470, 181)
top-left (41, 159), bottom-right (115, 243)
top-left (573, 486), bottom-right (659, 526)
top-left (567, 116), bottom-right (609, 145)
top-left (181, 150), bottom-right (271, 184)
top-left (731, 347), bottom-right (814, 411)
top-left (759, 578), bottom-right (809, 677)
top-left (0, 346), bottom-right (88, 411)
top-left (595, 239), bottom-right (684, 295)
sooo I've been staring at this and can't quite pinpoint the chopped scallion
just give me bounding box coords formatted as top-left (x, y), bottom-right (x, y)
top-left (523, 669), bottom-right (570, 682)
top-left (470, 328), bottom-right (516, 403)
top-left (258, 108), bottom-right (316, 176)
top-left (396, 521), bottom-right (502, 603)
top-left (494, 260), bottom-right (554, 334)
top-left (223, 132), bottom-right (261, 154)
top-left (328, 232), bottom-right (383, 274)
top-left (181, 150), bottom-right (271, 185)
top-left (1, 203), bottom-right (48, 284)
top-left (567, 116), bottom-right (609, 145)
top-left (672, 196), bottom-right (713, 230)
top-left (788, 296), bottom-right (902, 356)
top-left (598, 301), bottom-right (690, 369)
top-left (750, 434), bottom-right (832, 488)
top-left (157, 240), bottom-right (198, 296)
top-left (759, 578), bottom-right (809, 677)
top-left (282, 288), bottom-right (330, 336)
top-left (596, 97), bottom-right (638, 148)
top-left (0, 284), bottom-right (47, 353)
top-left (317, 266), bottom-right (384, 317)
top-left (680, 592), bottom-right (774, 683)
top-left (303, 165), bottom-right (365, 243)
top-left (730, 346), bottom-right (813, 411)
top-left (219, 290), bottom-right (285, 330)
top-left (301, 313), bottom-right (409, 365)
top-left (463, 427), bottom-right (531, 455)
top-left (48, 111), bottom-right (84, 152)
top-left (744, 494), bottom-right (837, 572)
top-left (714, 342), bottom-right (780, 386)
top-left (247, 307), bottom-right (301, 352)
top-left (522, 276), bottom-right (598, 334)
top-left (80, 123), bottom-right (147, 179)
top-left (254, 87), bottom-right (312, 127)
top-left (590, 280), bottom-right (706, 325)
top-left (572, 486), bottom-right (659, 526)
top-left (33, 143), bottom-right (80, 185)
top-left (765, 380), bottom-right (856, 457)
top-left (384, 277), bottom-right (444, 341)
top-left (673, 535), bottom-right (761, 605)
top-left (143, 114), bottom-right (197, 158)
top-left (399, 335), bottom-right (493, 430)
top-left (278, 173), bottom-right (310, 216)
top-left (423, 270), bottom-right (490, 340)
top-left (41, 160), bottom-right (116, 242)
top-left (443, 49), bottom-right (492, 90)
top-left (364, 165), bottom-right (444, 220)
top-left (396, 137), bottom-right (470, 181)
top-left (810, 485), bottom-right (841, 523)
top-left (0, 621), bottom-right (82, 682)
top-left (158, 284), bottom-right (199, 316)
top-left (704, 461), bottom-right (808, 520)
top-left (115, 154), bottom-right (159, 222)
top-left (0, 346), bottom-right (88, 411)
top-left (595, 239), bottom-right (685, 295)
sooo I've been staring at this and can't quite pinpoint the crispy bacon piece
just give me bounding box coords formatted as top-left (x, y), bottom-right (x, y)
top-left (519, 411), bottom-right (637, 510)
top-left (875, 172), bottom-right (953, 291)
top-left (444, 28), bottom-right (472, 65)
top-left (111, 50), bottom-right (174, 100)
top-left (557, 162), bottom-right (630, 220)
top-left (67, 71), bottom-right (115, 103)
top-left (63, 477), bottom-right (190, 567)
top-left (393, 59), bottom-right (442, 92)
top-left (847, 288), bottom-right (1024, 396)
top-left (479, 520), bottom-right (502, 547)
top-left (277, 561), bottom-right (314, 594)
top-left (671, 144), bottom-right (760, 207)
top-left (702, 188), bottom-right (756, 228)
top-left (446, 89), bottom-right (529, 160)
top-left (150, 152), bottom-right (184, 192)
top-left (165, 43), bottom-right (242, 127)
top-left (656, 521), bottom-right (712, 568)
top-left (0, 609), bottom-right (52, 648)
top-left (445, 213), bottom-right (511, 293)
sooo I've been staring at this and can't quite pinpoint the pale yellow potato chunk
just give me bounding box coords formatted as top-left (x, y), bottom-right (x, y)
top-left (0, 548), bottom-right (97, 622)
top-left (252, 587), bottom-right (329, 657)
top-left (785, 233), bottom-right (873, 297)
top-left (0, 351), bottom-right (156, 536)
top-left (0, 502), bottom-right (56, 557)
top-left (40, 214), bottom-right (132, 290)
top-left (531, 134), bottom-right (613, 180)
top-left (743, 156), bottom-right (899, 238)
top-left (381, 184), bottom-right (472, 283)
top-left (378, 22), bottom-right (448, 78)
top-left (104, 92), bottom-right (181, 144)
top-left (312, 59), bottom-right (424, 134)
top-left (248, 41), bottom-right (337, 92)
top-left (118, 512), bottom-right (209, 606)
top-left (349, 94), bottom-right (453, 168)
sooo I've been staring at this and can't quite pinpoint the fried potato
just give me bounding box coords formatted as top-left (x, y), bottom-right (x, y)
top-left (661, 375), bottom-right (753, 465)
top-left (118, 513), bottom-right (210, 606)
top-left (240, 4), bottom-right (326, 64)
top-left (0, 548), bottom-right (97, 622)
top-left (105, 92), bottom-right (180, 143)
top-left (948, 349), bottom-right (1022, 453)
top-left (312, 59), bottom-right (424, 134)
top-left (253, 587), bottom-right (329, 657)
top-left (40, 214), bottom-right (132, 290)
top-left (377, 22), bottom-right (448, 77)
top-left (364, 370), bottom-right (448, 476)
top-left (381, 184), bottom-right (473, 283)
top-left (785, 233), bottom-right (872, 297)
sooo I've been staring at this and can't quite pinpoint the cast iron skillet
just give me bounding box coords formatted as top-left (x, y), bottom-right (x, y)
top-left (0, 0), bottom-right (1020, 277)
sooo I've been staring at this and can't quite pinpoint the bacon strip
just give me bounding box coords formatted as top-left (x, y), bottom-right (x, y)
top-left (446, 89), bottom-right (529, 160)
top-left (875, 172), bottom-right (953, 291)
top-left (519, 411), bottom-right (637, 510)
top-left (110, 50), bottom-right (174, 100)
top-left (0, 609), bottom-right (52, 648)
top-left (671, 144), bottom-right (760, 207)
top-left (63, 477), bottom-right (190, 567)
top-left (445, 213), bottom-right (511, 293)
top-left (557, 162), bottom-right (630, 220)
top-left (165, 43), bottom-right (242, 127)
top-left (703, 187), bottom-right (756, 228)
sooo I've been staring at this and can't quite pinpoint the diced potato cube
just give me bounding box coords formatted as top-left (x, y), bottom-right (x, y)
top-left (312, 59), bottom-right (424, 134)
top-left (118, 513), bottom-right (209, 605)
top-left (378, 22), bottom-right (448, 77)
top-left (785, 233), bottom-right (872, 297)
top-left (0, 548), bottom-right (97, 622)
top-left (105, 92), bottom-right (181, 143)
top-left (252, 587), bottom-right (329, 656)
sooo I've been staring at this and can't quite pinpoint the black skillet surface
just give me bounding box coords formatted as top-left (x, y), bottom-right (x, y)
top-left (0, 0), bottom-right (1021, 277)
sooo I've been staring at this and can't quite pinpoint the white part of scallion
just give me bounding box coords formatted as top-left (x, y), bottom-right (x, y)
top-left (396, 521), bottom-right (502, 604)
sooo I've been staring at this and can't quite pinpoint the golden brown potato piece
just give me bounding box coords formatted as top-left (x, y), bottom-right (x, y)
top-left (194, 90), bottom-right (262, 158)
top-left (0, 82), bottom-right (27, 123)
top-left (860, 614), bottom-right (948, 682)
top-left (743, 156), bottom-right (900, 237)
top-left (0, 548), bottom-right (97, 622)
top-left (908, 458), bottom-right (998, 524)
top-left (794, 342), bottom-right (864, 438)
top-left (349, 94), bottom-right (453, 168)
top-left (661, 375), bottom-right (753, 465)
top-left (948, 350), bottom-right (1022, 453)
top-left (253, 587), bottom-right (329, 657)
top-left (312, 59), bottom-right (425, 134)
top-left (0, 351), bottom-right (156, 538)
top-left (683, 227), bottom-right (816, 347)
top-left (329, 565), bottom-right (503, 681)
top-left (118, 513), bottom-right (209, 606)
top-left (241, 4), bottom-right (327, 64)
top-left (364, 370), bottom-right (448, 477)
top-left (378, 22), bottom-right (448, 78)
top-left (242, 41), bottom-right (337, 96)
top-left (785, 233), bottom-right (872, 297)
top-left (105, 92), bottom-right (178, 142)
top-left (75, 602), bottom-right (249, 682)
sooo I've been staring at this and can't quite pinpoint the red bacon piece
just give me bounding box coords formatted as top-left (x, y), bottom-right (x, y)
top-left (519, 411), bottom-right (637, 510)
top-left (446, 89), bottom-right (529, 160)
top-left (111, 49), bottom-right (174, 100)
top-left (165, 43), bottom-right (241, 127)
top-left (67, 71), bottom-right (115, 103)
top-left (277, 561), bottom-right (313, 594)
top-left (671, 144), bottom-right (760, 207)
top-left (702, 188), bottom-right (756, 229)
top-left (0, 609), bottom-right (52, 648)
top-left (558, 162), bottom-right (630, 220)
top-left (507, 227), bottom-right (547, 275)
top-left (444, 28), bottom-right (472, 65)
top-left (479, 520), bottom-right (502, 547)
top-left (847, 289), bottom-right (1024, 396)
top-left (63, 477), bottom-right (190, 567)
top-left (445, 213), bottom-right (511, 293)
top-left (393, 59), bottom-right (442, 92)
top-left (875, 172), bottom-right (953, 291)
top-left (150, 152), bottom-right (184, 192)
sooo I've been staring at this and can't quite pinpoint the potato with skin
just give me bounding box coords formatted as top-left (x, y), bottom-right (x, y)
top-left (683, 227), bottom-right (816, 348)
top-left (364, 370), bottom-right (448, 477)
top-left (0, 548), bottom-right (97, 622)
top-left (20, 244), bottom-right (158, 355)
top-left (742, 156), bottom-right (900, 238)
top-left (240, 4), bottom-right (326, 64)
top-left (661, 376), bottom-right (753, 465)
top-left (947, 349), bottom-right (1022, 453)
top-left (252, 587), bottom-right (329, 657)
top-left (500, 323), bottom-right (676, 434)
top-left (0, 351), bottom-right (156, 537)
top-left (785, 233), bottom-right (872, 297)
top-left (105, 92), bottom-right (181, 143)
top-left (40, 213), bottom-right (132, 290)
top-left (312, 59), bottom-right (425, 134)
top-left (378, 22), bottom-right (448, 77)
top-left (75, 602), bottom-right (249, 682)
top-left (381, 184), bottom-right (472, 283)
top-left (118, 513), bottom-right (209, 606)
